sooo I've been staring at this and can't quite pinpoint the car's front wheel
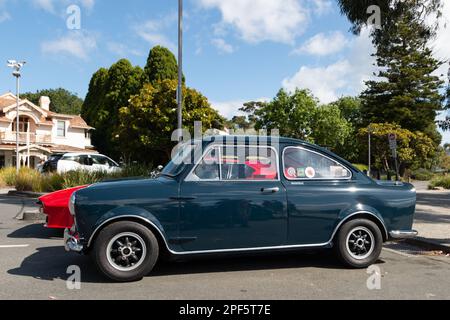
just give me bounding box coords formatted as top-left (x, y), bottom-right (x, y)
top-left (335, 219), bottom-right (383, 268)
top-left (93, 221), bottom-right (159, 282)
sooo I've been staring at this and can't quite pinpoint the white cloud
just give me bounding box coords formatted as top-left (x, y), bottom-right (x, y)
top-left (310, 0), bottom-right (333, 15)
top-left (293, 31), bottom-right (349, 56)
top-left (107, 42), bottom-right (143, 57)
top-left (41, 31), bottom-right (97, 60)
top-left (32, 0), bottom-right (55, 13)
top-left (134, 15), bottom-right (176, 51)
top-left (211, 38), bottom-right (235, 54)
top-left (210, 98), bottom-right (269, 119)
top-left (31, 0), bottom-right (95, 14)
top-left (198, 0), bottom-right (308, 44)
top-left (283, 28), bottom-right (375, 103)
top-left (0, 11), bottom-right (10, 22)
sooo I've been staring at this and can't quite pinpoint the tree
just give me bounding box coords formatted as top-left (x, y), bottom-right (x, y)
top-left (81, 59), bottom-right (144, 158)
top-left (327, 97), bottom-right (364, 162)
top-left (240, 88), bottom-right (352, 151)
top-left (22, 88), bottom-right (83, 115)
top-left (337, 0), bottom-right (442, 37)
top-left (360, 2), bottom-right (445, 147)
top-left (115, 80), bottom-right (224, 164)
top-left (144, 46), bottom-right (183, 84)
top-left (358, 123), bottom-right (435, 177)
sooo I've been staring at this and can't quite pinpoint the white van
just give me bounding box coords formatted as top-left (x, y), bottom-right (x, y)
top-left (57, 153), bottom-right (121, 174)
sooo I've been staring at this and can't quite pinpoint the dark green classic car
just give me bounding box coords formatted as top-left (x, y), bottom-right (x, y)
top-left (65, 136), bottom-right (417, 282)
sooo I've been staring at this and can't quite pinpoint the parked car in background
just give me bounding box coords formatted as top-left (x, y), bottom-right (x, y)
top-left (39, 185), bottom-right (89, 229)
top-left (42, 153), bottom-right (65, 173)
top-left (64, 136), bottom-right (418, 282)
top-left (57, 153), bottom-right (121, 174)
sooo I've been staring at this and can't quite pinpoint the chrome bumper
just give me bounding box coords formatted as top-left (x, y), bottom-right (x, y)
top-left (64, 228), bottom-right (84, 253)
top-left (389, 230), bottom-right (418, 239)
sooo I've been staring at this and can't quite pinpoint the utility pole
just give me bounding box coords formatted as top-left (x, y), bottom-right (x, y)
top-left (7, 60), bottom-right (26, 173)
top-left (368, 125), bottom-right (372, 178)
top-left (177, 0), bottom-right (183, 142)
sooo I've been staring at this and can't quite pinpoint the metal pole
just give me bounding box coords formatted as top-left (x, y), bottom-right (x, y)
top-left (177, 0), bottom-right (183, 142)
top-left (16, 75), bottom-right (20, 173)
top-left (368, 125), bottom-right (371, 177)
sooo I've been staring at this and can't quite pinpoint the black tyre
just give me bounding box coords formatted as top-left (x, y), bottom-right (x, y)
top-left (335, 219), bottom-right (383, 268)
top-left (93, 221), bottom-right (159, 282)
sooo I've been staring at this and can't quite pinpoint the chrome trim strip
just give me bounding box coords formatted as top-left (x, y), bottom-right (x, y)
top-left (87, 211), bottom-right (388, 255)
top-left (389, 230), bottom-right (418, 239)
top-left (282, 146), bottom-right (353, 181)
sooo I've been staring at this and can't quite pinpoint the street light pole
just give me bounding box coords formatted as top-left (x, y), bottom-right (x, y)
top-left (368, 125), bottom-right (372, 178)
top-left (7, 60), bottom-right (26, 173)
top-left (177, 0), bottom-right (183, 142)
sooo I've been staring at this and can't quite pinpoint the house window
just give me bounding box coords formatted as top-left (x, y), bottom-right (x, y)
top-left (57, 121), bottom-right (66, 137)
top-left (12, 116), bottom-right (30, 132)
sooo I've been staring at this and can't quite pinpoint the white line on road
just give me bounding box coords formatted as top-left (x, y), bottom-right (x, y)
top-left (0, 244), bottom-right (30, 248)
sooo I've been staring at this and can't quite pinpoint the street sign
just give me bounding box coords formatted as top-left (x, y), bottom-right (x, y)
top-left (388, 133), bottom-right (397, 150)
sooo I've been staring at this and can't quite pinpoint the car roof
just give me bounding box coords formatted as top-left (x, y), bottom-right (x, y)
top-left (62, 153), bottom-right (104, 157)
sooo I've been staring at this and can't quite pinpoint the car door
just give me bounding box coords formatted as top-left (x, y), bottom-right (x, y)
top-left (282, 145), bottom-right (355, 245)
top-left (178, 144), bottom-right (288, 252)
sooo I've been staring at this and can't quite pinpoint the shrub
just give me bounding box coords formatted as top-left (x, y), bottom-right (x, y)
top-left (0, 167), bottom-right (18, 186)
top-left (62, 170), bottom-right (109, 189)
top-left (411, 168), bottom-right (434, 181)
top-left (429, 176), bottom-right (450, 190)
top-left (353, 164), bottom-right (368, 172)
top-left (15, 168), bottom-right (42, 192)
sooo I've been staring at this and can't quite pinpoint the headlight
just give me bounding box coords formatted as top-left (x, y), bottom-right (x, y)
top-left (69, 192), bottom-right (76, 216)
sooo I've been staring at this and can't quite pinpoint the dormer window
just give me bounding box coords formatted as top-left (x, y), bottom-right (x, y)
top-left (57, 120), bottom-right (66, 137)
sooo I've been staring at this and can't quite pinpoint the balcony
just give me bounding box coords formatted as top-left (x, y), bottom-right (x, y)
top-left (0, 131), bottom-right (52, 144)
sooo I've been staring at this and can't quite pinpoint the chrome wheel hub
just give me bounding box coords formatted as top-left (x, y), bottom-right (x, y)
top-left (345, 227), bottom-right (375, 260)
top-left (106, 232), bottom-right (147, 272)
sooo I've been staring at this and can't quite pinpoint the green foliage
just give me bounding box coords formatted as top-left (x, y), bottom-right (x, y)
top-left (358, 123), bottom-right (436, 176)
top-left (411, 168), bottom-right (434, 181)
top-left (144, 46), bottom-right (182, 84)
top-left (337, 0), bottom-right (442, 38)
top-left (353, 164), bottom-right (369, 172)
top-left (116, 80), bottom-right (224, 164)
top-left (8, 165), bottom-right (154, 193)
top-left (22, 88), bottom-right (83, 115)
top-left (82, 60), bottom-right (144, 158)
top-left (240, 89), bottom-right (352, 151)
top-left (361, 6), bottom-right (444, 142)
top-left (0, 167), bottom-right (18, 186)
top-left (429, 176), bottom-right (450, 190)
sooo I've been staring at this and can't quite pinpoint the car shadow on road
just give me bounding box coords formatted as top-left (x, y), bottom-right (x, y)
top-left (7, 246), bottom-right (386, 284)
top-left (7, 246), bottom-right (107, 283)
top-left (8, 223), bottom-right (63, 240)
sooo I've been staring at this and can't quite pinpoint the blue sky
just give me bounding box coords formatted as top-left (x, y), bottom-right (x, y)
top-left (0, 0), bottom-right (449, 143)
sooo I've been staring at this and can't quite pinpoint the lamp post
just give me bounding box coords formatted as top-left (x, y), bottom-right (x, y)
top-left (177, 0), bottom-right (183, 142)
top-left (368, 124), bottom-right (372, 178)
top-left (7, 60), bottom-right (26, 173)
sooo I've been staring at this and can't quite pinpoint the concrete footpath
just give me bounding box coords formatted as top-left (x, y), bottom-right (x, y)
top-left (412, 181), bottom-right (450, 252)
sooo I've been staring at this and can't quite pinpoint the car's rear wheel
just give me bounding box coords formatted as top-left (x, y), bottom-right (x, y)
top-left (335, 219), bottom-right (383, 268)
top-left (93, 221), bottom-right (159, 282)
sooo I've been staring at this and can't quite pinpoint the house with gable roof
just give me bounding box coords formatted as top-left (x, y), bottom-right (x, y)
top-left (0, 92), bottom-right (96, 168)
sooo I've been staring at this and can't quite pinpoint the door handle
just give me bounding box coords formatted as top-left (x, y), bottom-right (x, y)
top-left (261, 187), bottom-right (280, 194)
top-left (170, 196), bottom-right (197, 201)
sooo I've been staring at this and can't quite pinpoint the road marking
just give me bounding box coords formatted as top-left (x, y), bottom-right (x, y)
top-left (0, 244), bottom-right (30, 248)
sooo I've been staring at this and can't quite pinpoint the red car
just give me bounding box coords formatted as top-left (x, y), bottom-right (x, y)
top-left (39, 186), bottom-right (89, 229)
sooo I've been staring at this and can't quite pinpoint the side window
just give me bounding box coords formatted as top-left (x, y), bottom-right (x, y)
top-left (283, 147), bottom-right (351, 180)
top-left (221, 146), bottom-right (278, 181)
top-left (92, 155), bottom-right (108, 165)
top-left (187, 147), bottom-right (220, 181)
top-left (187, 145), bottom-right (279, 182)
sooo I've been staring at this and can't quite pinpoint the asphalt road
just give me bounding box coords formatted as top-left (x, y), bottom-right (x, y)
top-left (0, 194), bottom-right (449, 300)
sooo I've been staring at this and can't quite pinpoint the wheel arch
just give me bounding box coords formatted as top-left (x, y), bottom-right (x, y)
top-left (331, 211), bottom-right (388, 242)
top-left (86, 215), bottom-right (171, 256)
